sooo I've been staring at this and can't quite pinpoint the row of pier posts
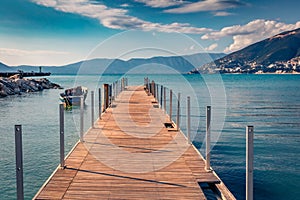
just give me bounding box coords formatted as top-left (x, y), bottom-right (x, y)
top-left (14, 77), bottom-right (253, 200)
top-left (79, 77), bottom-right (128, 142)
top-left (144, 77), bottom-right (254, 200)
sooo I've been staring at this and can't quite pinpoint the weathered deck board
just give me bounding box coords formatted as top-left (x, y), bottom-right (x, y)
top-left (34, 85), bottom-right (235, 200)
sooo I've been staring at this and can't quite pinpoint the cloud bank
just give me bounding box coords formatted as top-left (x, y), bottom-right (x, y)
top-left (31, 0), bottom-right (211, 34)
top-left (202, 19), bottom-right (300, 52)
top-left (164, 0), bottom-right (246, 14)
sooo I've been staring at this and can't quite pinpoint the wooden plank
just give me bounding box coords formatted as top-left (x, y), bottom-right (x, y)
top-left (34, 85), bottom-right (235, 200)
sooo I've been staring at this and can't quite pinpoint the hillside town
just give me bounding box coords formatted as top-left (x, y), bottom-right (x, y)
top-left (192, 56), bottom-right (300, 74)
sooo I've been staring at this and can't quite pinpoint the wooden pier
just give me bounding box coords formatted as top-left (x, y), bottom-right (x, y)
top-left (33, 84), bottom-right (235, 199)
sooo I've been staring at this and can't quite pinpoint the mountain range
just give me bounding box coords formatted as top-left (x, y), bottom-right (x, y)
top-left (1, 28), bottom-right (300, 75)
top-left (191, 28), bottom-right (300, 74)
top-left (0, 53), bottom-right (225, 75)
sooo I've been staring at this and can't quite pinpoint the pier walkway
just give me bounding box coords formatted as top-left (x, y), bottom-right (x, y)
top-left (34, 85), bottom-right (235, 199)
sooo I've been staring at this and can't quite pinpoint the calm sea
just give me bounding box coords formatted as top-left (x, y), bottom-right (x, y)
top-left (0, 74), bottom-right (299, 199)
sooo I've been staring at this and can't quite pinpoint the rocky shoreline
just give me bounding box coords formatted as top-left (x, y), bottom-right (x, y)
top-left (0, 75), bottom-right (62, 98)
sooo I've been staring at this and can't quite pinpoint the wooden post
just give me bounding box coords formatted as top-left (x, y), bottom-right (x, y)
top-left (163, 87), bottom-right (166, 112)
top-left (121, 78), bottom-right (125, 91)
top-left (103, 84), bottom-right (109, 111)
top-left (98, 88), bottom-right (102, 119)
top-left (120, 79), bottom-right (123, 92)
top-left (113, 81), bottom-right (116, 98)
top-left (145, 77), bottom-right (148, 89)
top-left (176, 93), bottom-right (180, 131)
top-left (169, 89), bottom-right (173, 121)
top-left (160, 85), bottom-right (163, 108)
top-left (147, 81), bottom-right (150, 95)
top-left (80, 96), bottom-right (84, 142)
top-left (59, 104), bottom-right (65, 168)
top-left (15, 125), bottom-right (24, 200)
top-left (109, 84), bottom-right (112, 106)
top-left (154, 82), bottom-right (156, 99)
top-left (246, 126), bottom-right (254, 200)
top-left (156, 84), bottom-right (159, 102)
top-left (115, 81), bottom-right (118, 97)
top-left (187, 96), bottom-right (191, 144)
top-left (206, 106), bottom-right (211, 171)
top-left (151, 81), bottom-right (155, 97)
top-left (91, 91), bottom-right (94, 128)
top-left (111, 82), bottom-right (115, 100)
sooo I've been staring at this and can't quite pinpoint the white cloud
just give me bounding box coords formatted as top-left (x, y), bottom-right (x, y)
top-left (202, 19), bottom-right (300, 53)
top-left (214, 11), bottom-right (233, 16)
top-left (120, 3), bottom-right (130, 8)
top-left (205, 43), bottom-right (218, 51)
top-left (31, 0), bottom-right (211, 34)
top-left (164, 0), bottom-right (245, 14)
top-left (0, 48), bottom-right (69, 56)
top-left (134, 0), bottom-right (184, 8)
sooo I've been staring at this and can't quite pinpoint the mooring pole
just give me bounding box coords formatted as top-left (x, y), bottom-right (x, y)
top-left (109, 84), bottom-right (112, 107)
top-left (91, 91), bottom-right (94, 128)
top-left (160, 85), bottom-right (163, 108)
top-left (156, 84), bottom-right (159, 102)
top-left (59, 104), bottom-right (65, 168)
top-left (103, 84), bottom-right (109, 111)
top-left (98, 88), bottom-right (102, 119)
top-left (187, 96), bottom-right (191, 144)
top-left (15, 125), bottom-right (24, 200)
top-left (176, 93), bottom-right (181, 131)
top-left (206, 106), bottom-right (211, 171)
top-left (80, 96), bottom-right (84, 142)
top-left (111, 82), bottom-right (115, 101)
top-left (121, 78), bottom-right (125, 91)
top-left (164, 87), bottom-right (166, 113)
top-left (151, 81), bottom-right (155, 97)
top-left (148, 81), bottom-right (150, 95)
top-left (246, 126), bottom-right (254, 200)
top-left (169, 89), bottom-right (173, 121)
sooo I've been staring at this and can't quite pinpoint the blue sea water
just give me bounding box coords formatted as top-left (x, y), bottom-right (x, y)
top-left (0, 74), bottom-right (299, 199)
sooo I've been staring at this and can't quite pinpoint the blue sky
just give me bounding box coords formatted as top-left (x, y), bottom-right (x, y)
top-left (0, 0), bottom-right (299, 66)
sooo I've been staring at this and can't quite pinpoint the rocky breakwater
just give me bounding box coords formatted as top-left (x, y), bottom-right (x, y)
top-left (0, 75), bottom-right (62, 98)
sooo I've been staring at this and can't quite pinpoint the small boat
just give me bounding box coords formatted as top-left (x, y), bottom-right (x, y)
top-left (59, 86), bottom-right (88, 107)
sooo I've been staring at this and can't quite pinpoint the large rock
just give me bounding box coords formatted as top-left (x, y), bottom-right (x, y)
top-left (0, 77), bottom-right (62, 98)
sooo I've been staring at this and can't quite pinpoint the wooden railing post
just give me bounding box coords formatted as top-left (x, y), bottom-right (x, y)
top-left (98, 88), bottom-right (102, 119)
top-left (205, 106), bottom-right (211, 171)
top-left (59, 104), bottom-right (65, 168)
top-left (160, 85), bottom-right (163, 108)
top-left (187, 96), bottom-right (191, 144)
top-left (151, 81), bottom-right (155, 97)
top-left (15, 125), bottom-right (24, 200)
top-left (163, 87), bottom-right (166, 112)
top-left (176, 93), bottom-right (180, 131)
top-left (169, 89), bottom-right (173, 121)
top-left (156, 84), bottom-right (159, 102)
top-left (103, 84), bottom-right (109, 111)
top-left (80, 96), bottom-right (84, 142)
top-left (246, 126), bottom-right (254, 200)
top-left (109, 84), bottom-right (112, 106)
top-left (91, 91), bottom-right (94, 128)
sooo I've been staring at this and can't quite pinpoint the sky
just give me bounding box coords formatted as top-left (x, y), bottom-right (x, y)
top-left (0, 0), bottom-right (299, 66)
